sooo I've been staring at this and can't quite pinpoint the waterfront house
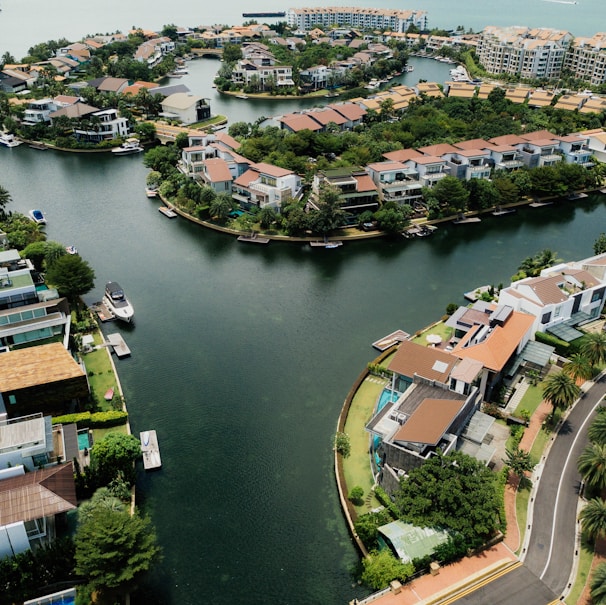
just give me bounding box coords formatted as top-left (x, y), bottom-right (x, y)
top-left (0, 412), bottom-right (75, 471)
top-left (312, 167), bottom-right (379, 217)
top-left (87, 76), bottom-right (129, 94)
top-left (72, 108), bottom-right (130, 142)
top-left (498, 254), bottom-right (606, 339)
top-left (0, 296), bottom-right (71, 350)
top-left (0, 343), bottom-right (89, 419)
top-left (486, 144), bottom-right (525, 172)
top-left (442, 148), bottom-right (492, 181)
top-left (22, 98), bottom-right (56, 125)
top-left (449, 304), bottom-right (535, 399)
top-left (517, 133), bottom-right (562, 169)
top-left (556, 134), bottom-right (593, 166)
top-left (0, 463), bottom-right (77, 558)
top-left (328, 103), bottom-right (366, 128)
top-left (365, 161), bottom-right (423, 206)
top-left (0, 250), bottom-right (38, 311)
top-left (406, 155), bottom-right (451, 188)
top-left (201, 158), bottom-right (233, 194)
top-left (278, 113), bottom-right (323, 133)
top-left (160, 93), bottom-right (211, 125)
top-left (232, 163), bottom-right (302, 211)
top-left (584, 129), bottom-right (606, 161)
top-left (365, 340), bottom-right (486, 493)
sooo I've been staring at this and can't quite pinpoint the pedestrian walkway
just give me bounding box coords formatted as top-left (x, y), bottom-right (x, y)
top-left (502, 398), bottom-right (552, 553)
top-left (358, 543), bottom-right (517, 605)
top-left (503, 378), bottom-right (529, 415)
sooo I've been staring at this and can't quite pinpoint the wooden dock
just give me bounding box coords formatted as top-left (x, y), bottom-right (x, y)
top-left (492, 207), bottom-right (516, 216)
top-left (372, 329), bottom-right (410, 351)
top-left (91, 300), bottom-right (116, 322)
top-left (310, 240), bottom-right (342, 248)
top-left (159, 206), bottom-right (178, 218)
top-left (140, 430), bottom-right (161, 470)
top-left (237, 232), bottom-right (269, 244)
top-left (453, 215), bottom-right (481, 225)
top-left (106, 333), bottom-right (131, 357)
top-left (529, 201), bottom-right (553, 208)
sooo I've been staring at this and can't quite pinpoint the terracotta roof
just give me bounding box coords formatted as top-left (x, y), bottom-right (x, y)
top-left (521, 129), bottom-right (556, 141)
top-left (253, 162), bottom-right (293, 178)
top-left (97, 77), bottom-right (128, 92)
top-left (393, 398), bottom-right (465, 445)
top-left (455, 139), bottom-right (492, 151)
top-left (414, 155), bottom-right (445, 165)
top-left (215, 132), bottom-right (241, 150)
top-left (418, 143), bottom-right (459, 156)
top-left (388, 340), bottom-right (458, 383)
top-left (489, 134), bottom-right (526, 146)
top-left (453, 310), bottom-right (534, 372)
top-left (0, 343), bottom-right (85, 392)
top-left (367, 160), bottom-right (408, 172)
top-left (354, 173), bottom-right (377, 192)
top-left (383, 148), bottom-right (423, 162)
top-left (307, 108), bottom-right (348, 126)
top-left (279, 113), bottom-right (323, 132)
top-left (0, 463), bottom-right (77, 525)
top-left (234, 169), bottom-right (259, 187)
top-left (204, 158), bottom-right (232, 183)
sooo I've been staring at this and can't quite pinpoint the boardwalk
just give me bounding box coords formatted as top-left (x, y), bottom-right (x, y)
top-left (106, 333), bottom-right (131, 358)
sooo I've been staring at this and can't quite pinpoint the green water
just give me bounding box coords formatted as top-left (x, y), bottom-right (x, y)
top-left (2, 146), bottom-right (604, 603)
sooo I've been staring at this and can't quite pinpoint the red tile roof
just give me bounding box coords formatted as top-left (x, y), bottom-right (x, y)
top-left (393, 398), bottom-right (465, 445)
top-left (204, 158), bottom-right (232, 183)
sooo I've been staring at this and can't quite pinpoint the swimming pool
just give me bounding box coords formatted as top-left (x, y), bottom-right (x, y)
top-left (77, 430), bottom-right (91, 451)
top-left (377, 387), bottom-right (400, 412)
top-left (24, 588), bottom-right (76, 605)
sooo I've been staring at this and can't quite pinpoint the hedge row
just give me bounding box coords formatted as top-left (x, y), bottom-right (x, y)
top-left (535, 331), bottom-right (569, 356)
top-left (52, 410), bottom-right (128, 428)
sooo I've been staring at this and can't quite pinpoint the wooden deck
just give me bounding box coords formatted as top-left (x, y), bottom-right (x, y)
top-left (453, 216), bottom-right (481, 225)
top-left (159, 206), bottom-right (177, 218)
top-left (140, 430), bottom-right (161, 470)
top-left (372, 329), bottom-right (410, 351)
top-left (310, 240), bottom-right (343, 248)
top-left (106, 333), bottom-right (131, 357)
top-left (237, 232), bottom-right (270, 244)
top-left (91, 300), bottom-right (116, 322)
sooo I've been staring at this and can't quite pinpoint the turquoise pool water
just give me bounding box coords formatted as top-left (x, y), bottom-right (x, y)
top-left (77, 431), bottom-right (90, 450)
top-left (377, 387), bottom-right (399, 413)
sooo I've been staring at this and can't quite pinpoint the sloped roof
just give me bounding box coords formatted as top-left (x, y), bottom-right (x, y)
top-left (354, 173), bottom-right (377, 192)
top-left (279, 113), bottom-right (323, 132)
top-left (215, 132), bottom-right (241, 150)
top-left (383, 148), bottom-right (423, 162)
top-left (162, 92), bottom-right (207, 110)
top-left (453, 310), bottom-right (534, 372)
top-left (0, 464), bottom-right (77, 525)
top-left (393, 398), bottom-right (465, 445)
top-left (328, 102), bottom-right (366, 122)
top-left (204, 158), bottom-right (232, 183)
top-left (253, 162), bottom-right (293, 178)
top-left (49, 102), bottom-right (99, 119)
top-left (234, 169), bottom-right (259, 187)
top-left (388, 340), bottom-right (458, 383)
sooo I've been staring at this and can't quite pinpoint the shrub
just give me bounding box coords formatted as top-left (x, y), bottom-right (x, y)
top-left (535, 331), bottom-right (569, 356)
top-left (52, 410), bottom-right (128, 428)
top-left (335, 432), bottom-right (351, 458)
top-left (349, 486), bottom-right (364, 505)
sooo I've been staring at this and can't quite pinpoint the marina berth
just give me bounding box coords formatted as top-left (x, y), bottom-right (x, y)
top-left (103, 281), bottom-right (135, 323)
top-left (112, 138), bottom-right (144, 155)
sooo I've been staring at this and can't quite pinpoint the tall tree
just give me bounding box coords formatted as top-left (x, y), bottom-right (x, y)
top-left (74, 504), bottom-right (161, 600)
top-left (581, 332), bottom-right (606, 368)
top-left (579, 498), bottom-right (606, 542)
top-left (542, 371), bottom-right (580, 418)
top-left (90, 432), bottom-right (142, 487)
top-left (578, 442), bottom-right (606, 492)
top-left (591, 562), bottom-right (606, 605)
top-left (589, 410), bottom-right (606, 446)
top-left (0, 185), bottom-right (12, 218)
top-left (503, 446), bottom-right (536, 480)
top-left (45, 254), bottom-right (95, 302)
top-left (562, 353), bottom-right (594, 382)
top-left (594, 233), bottom-right (606, 256)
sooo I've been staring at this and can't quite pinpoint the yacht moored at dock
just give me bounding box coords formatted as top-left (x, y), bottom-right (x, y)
top-left (0, 132), bottom-right (22, 147)
top-left (140, 430), bottom-right (162, 470)
top-left (103, 281), bottom-right (134, 323)
top-left (112, 138), bottom-right (144, 155)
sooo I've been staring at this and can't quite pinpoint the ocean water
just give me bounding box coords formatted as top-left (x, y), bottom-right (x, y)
top-left (0, 0), bottom-right (603, 59)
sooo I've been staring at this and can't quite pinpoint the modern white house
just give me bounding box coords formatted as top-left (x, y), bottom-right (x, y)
top-left (232, 163), bottom-right (302, 211)
top-left (160, 93), bottom-right (211, 125)
top-left (73, 108), bottom-right (130, 142)
top-left (498, 254), bottom-right (606, 340)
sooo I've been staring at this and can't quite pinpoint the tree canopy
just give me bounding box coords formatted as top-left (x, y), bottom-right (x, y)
top-left (393, 451), bottom-right (504, 550)
top-left (45, 254), bottom-right (95, 300)
top-left (90, 432), bottom-right (141, 487)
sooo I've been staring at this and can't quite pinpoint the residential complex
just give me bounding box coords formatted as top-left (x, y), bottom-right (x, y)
top-left (286, 7), bottom-right (428, 33)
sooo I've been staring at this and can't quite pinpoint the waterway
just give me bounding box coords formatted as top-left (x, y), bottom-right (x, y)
top-left (2, 143), bottom-right (606, 604)
top-left (1, 0), bottom-right (604, 59)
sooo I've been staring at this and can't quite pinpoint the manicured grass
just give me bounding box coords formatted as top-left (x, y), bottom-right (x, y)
top-left (529, 427), bottom-right (552, 465)
top-left (92, 424), bottom-right (128, 444)
top-left (513, 382), bottom-right (545, 418)
top-left (81, 346), bottom-right (119, 412)
top-left (515, 482), bottom-right (531, 555)
top-left (410, 321), bottom-right (453, 346)
top-left (566, 537), bottom-right (594, 605)
top-left (342, 377), bottom-right (387, 514)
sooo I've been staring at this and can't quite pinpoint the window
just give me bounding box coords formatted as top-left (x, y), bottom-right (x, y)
top-left (8, 394), bottom-right (16, 405)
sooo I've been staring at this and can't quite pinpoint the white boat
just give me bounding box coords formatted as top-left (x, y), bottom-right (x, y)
top-left (103, 281), bottom-right (134, 323)
top-left (405, 65), bottom-right (414, 72)
top-left (145, 187), bottom-right (158, 198)
top-left (65, 245), bottom-right (78, 255)
top-left (236, 94), bottom-right (249, 100)
top-left (112, 138), bottom-right (144, 155)
top-left (28, 209), bottom-right (46, 224)
top-left (0, 132), bottom-right (22, 148)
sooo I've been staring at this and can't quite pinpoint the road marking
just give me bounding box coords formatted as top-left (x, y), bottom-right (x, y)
top-left (539, 392), bottom-right (604, 581)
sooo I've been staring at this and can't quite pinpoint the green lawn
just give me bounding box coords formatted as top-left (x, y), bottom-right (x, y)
top-left (410, 321), bottom-right (454, 346)
top-left (81, 344), bottom-right (119, 412)
top-left (515, 481), bottom-right (531, 555)
top-left (513, 382), bottom-right (545, 418)
top-left (342, 377), bottom-right (387, 514)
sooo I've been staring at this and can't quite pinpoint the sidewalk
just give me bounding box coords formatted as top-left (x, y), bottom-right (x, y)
top-left (503, 399), bottom-right (553, 552)
top-left (366, 543), bottom-right (517, 605)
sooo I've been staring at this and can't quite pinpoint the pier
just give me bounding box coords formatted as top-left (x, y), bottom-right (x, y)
top-left (372, 329), bottom-right (410, 351)
top-left (140, 430), bottom-right (162, 470)
top-left (159, 206), bottom-right (178, 218)
top-left (237, 232), bottom-right (270, 244)
top-left (106, 333), bottom-right (131, 358)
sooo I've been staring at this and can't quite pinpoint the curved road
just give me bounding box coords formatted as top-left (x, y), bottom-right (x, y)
top-left (456, 375), bottom-right (606, 604)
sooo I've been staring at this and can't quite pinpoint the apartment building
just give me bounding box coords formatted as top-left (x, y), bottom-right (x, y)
top-left (565, 33), bottom-right (606, 86)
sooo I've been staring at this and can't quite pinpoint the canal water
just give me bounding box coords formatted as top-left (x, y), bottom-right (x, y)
top-left (2, 144), bottom-right (605, 604)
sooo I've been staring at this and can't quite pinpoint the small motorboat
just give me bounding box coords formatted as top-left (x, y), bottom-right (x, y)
top-left (28, 209), bottom-right (46, 224)
top-left (112, 138), bottom-right (144, 155)
top-left (104, 387), bottom-right (114, 401)
top-left (65, 245), bottom-right (78, 255)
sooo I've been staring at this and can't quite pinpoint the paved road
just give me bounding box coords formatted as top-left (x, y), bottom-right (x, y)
top-left (455, 375), bottom-right (606, 604)
top-left (525, 376), bottom-right (606, 596)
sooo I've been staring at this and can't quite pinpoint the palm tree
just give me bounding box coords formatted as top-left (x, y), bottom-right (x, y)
top-left (579, 498), bottom-right (606, 541)
top-left (582, 332), bottom-right (606, 367)
top-left (578, 443), bottom-right (606, 492)
top-left (503, 446), bottom-right (536, 480)
top-left (589, 410), bottom-right (606, 445)
top-left (542, 371), bottom-right (580, 418)
top-left (562, 353), bottom-right (593, 382)
top-left (0, 185), bottom-right (12, 218)
top-left (209, 193), bottom-right (233, 221)
top-left (591, 562), bottom-right (606, 605)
